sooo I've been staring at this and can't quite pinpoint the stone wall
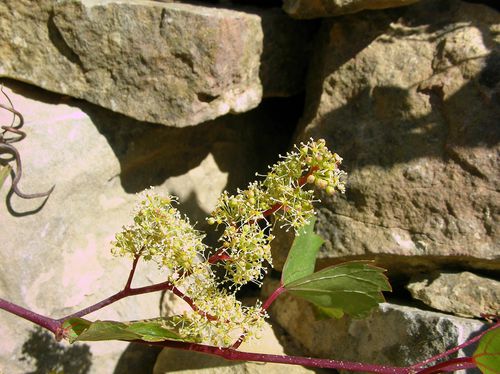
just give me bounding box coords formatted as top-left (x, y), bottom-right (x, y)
top-left (1, 0), bottom-right (498, 373)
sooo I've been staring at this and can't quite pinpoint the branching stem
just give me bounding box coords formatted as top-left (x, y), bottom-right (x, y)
top-left (0, 297), bottom-right (59, 333)
top-left (262, 284), bottom-right (285, 310)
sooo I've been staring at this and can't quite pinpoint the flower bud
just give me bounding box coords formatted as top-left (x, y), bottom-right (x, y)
top-left (326, 186), bottom-right (336, 195)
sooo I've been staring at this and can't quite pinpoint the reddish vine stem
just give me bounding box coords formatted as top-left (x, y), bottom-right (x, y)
top-left (138, 339), bottom-right (408, 374)
top-left (0, 289), bottom-right (493, 374)
top-left (262, 284), bottom-right (285, 311)
top-left (414, 357), bottom-right (476, 374)
top-left (124, 252), bottom-right (141, 290)
top-left (230, 284), bottom-right (286, 350)
top-left (297, 165), bottom-right (319, 186)
top-left (57, 280), bottom-right (178, 322)
top-left (0, 274), bottom-right (217, 340)
top-left (57, 274), bottom-right (217, 322)
top-left (0, 297), bottom-right (59, 334)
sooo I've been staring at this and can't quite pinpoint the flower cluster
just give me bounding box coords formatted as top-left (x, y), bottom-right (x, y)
top-left (207, 138), bottom-right (346, 287)
top-left (112, 192), bottom-right (206, 278)
top-left (219, 223), bottom-right (274, 287)
top-left (299, 138), bottom-right (346, 195)
top-left (170, 286), bottom-right (266, 347)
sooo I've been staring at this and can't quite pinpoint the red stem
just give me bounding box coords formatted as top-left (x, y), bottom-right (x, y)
top-left (124, 253), bottom-right (141, 290)
top-left (262, 203), bottom-right (284, 218)
top-left (58, 280), bottom-right (176, 321)
top-left (0, 297), bottom-right (59, 334)
top-left (231, 284), bottom-right (286, 349)
top-left (262, 284), bottom-right (285, 310)
top-left (415, 357), bottom-right (475, 374)
top-left (58, 280), bottom-right (217, 322)
top-left (207, 248), bottom-right (232, 264)
top-left (297, 166), bottom-right (318, 186)
top-left (139, 339), bottom-right (408, 373)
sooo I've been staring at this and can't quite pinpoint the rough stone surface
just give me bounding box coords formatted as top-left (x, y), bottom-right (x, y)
top-left (283, 0), bottom-right (420, 19)
top-left (0, 1), bottom-right (315, 127)
top-left (0, 80), bottom-right (292, 373)
top-left (407, 272), bottom-right (500, 318)
top-left (263, 280), bottom-right (486, 372)
top-left (294, 0), bottom-right (500, 275)
top-left (0, 0), bottom-right (263, 127)
top-left (153, 322), bottom-right (318, 374)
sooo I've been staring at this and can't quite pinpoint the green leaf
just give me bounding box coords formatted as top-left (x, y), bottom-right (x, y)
top-left (284, 261), bottom-right (391, 319)
top-left (282, 217), bottom-right (324, 286)
top-left (0, 164), bottom-right (12, 190)
top-left (125, 320), bottom-right (182, 342)
top-left (313, 305), bottom-right (345, 320)
top-left (473, 327), bottom-right (500, 374)
top-left (63, 317), bottom-right (182, 343)
top-left (62, 318), bottom-right (91, 343)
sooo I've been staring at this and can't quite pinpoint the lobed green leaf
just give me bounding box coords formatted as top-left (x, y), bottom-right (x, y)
top-left (473, 327), bottom-right (500, 374)
top-left (284, 261), bottom-right (391, 319)
top-left (281, 217), bottom-right (324, 286)
top-left (62, 317), bottom-right (182, 344)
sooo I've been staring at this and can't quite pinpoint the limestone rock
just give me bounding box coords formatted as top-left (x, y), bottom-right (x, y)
top-left (0, 0), bottom-right (262, 127)
top-left (0, 1), bottom-right (315, 127)
top-left (282, 0), bottom-right (420, 19)
top-left (294, 0), bottom-right (500, 274)
top-left (0, 80), bottom-right (291, 373)
top-left (263, 280), bottom-right (486, 372)
top-left (153, 322), bottom-right (317, 374)
top-left (407, 272), bottom-right (500, 318)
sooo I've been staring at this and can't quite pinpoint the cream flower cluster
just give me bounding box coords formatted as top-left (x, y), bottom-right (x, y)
top-left (171, 286), bottom-right (266, 347)
top-left (208, 138), bottom-right (346, 287)
top-left (112, 192), bottom-right (206, 277)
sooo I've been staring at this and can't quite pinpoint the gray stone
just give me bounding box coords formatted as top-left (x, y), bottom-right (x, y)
top-left (293, 0), bottom-right (500, 275)
top-left (153, 322), bottom-right (318, 374)
top-left (283, 0), bottom-right (420, 19)
top-left (408, 272), bottom-right (500, 318)
top-left (0, 79), bottom-right (291, 373)
top-left (263, 280), bottom-right (486, 372)
top-left (0, 0), bottom-right (262, 127)
top-left (0, 1), bottom-right (315, 127)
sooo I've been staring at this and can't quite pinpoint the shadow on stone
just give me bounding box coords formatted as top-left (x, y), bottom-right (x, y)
top-left (19, 327), bottom-right (92, 374)
top-left (113, 343), bottom-right (162, 374)
top-left (2, 78), bottom-right (302, 220)
top-left (309, 77), bottom-right (498, 173)
top-left (77, 95), bottom-right (300, 195)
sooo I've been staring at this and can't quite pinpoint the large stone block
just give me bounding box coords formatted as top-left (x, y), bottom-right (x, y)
top-left (407, 272), bottom-right (500, 318)
top-left (0, 1), bottom-right (316, 127)
top-left (0, 0), bottom-right (262, 127)
top-left (294, 0), bottom-right (500, 274)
